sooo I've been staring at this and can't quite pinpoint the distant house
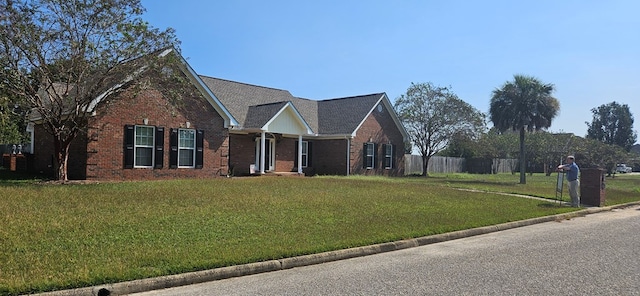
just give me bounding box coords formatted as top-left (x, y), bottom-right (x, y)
top-left (28, 49), bottom-right (408, 180)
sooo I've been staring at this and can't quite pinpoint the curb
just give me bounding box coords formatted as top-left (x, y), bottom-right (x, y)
top-left (33, 201), bottom-right (640, 296)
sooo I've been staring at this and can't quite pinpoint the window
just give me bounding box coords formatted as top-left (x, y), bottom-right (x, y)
top-left (135, 126), bottom-right (154, 167)
top-left (301, 141), bottom-right (309, 168)
top-left (384, 144), bottom-right (394, 169)
top-left (170, 128), bottom-right (204, 169)
top-left (364, 142), bottom-right (375, 169)
top-left (295, 140), bottom-right (312, 169)
top-left (124, 125), bottom-right (163, 169)
top-left (178, 129), bottom-right (195, 167)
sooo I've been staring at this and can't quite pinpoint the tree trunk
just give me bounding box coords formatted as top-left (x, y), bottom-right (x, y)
top-left (519, 126), bottom-right (526, 184)
top-left (421, 154), bottom-right (431, 177)
top-left (54, 137), bottom-right (70, 181)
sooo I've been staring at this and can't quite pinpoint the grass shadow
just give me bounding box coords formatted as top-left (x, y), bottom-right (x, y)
top-left (0, 168), bottom-right (45, 185)
top-left (445, 179), bottom-right (518, 187)
top-left (537, 202), bottom-right (565, 208)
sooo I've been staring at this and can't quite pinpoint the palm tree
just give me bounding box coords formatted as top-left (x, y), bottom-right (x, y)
top-left (490, 74), bottom-right (560, 184)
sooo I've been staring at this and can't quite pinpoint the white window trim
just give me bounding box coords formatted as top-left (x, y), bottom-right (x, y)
top-left (178, 128), bottom-right (196, 168)
top-left (365, 142), bottom-right (375, 169)
top-left (26, 122), bottom-right (34, 154)
top-left (301, 141), bottom-right (308, 168)
top-left (384, 144), bottom-right (393, 169)
top-left (134, 125), bottom-right (154, 168)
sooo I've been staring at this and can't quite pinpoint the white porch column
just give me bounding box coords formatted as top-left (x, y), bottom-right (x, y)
top-left (260, 131), bottom-right (266, 174)
top-left (346, 138), bottom-right (351, 176)
top-left (298, 135), bottom-right (303, 174)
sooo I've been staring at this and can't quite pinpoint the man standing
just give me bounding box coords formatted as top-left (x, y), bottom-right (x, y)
top-left (558, 156), bottom-right (580, 207)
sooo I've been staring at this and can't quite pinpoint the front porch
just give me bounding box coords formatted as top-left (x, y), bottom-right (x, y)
top-left (229, 101), bottom-right (313, 176)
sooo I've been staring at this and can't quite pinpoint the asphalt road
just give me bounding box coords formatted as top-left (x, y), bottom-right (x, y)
top-left (133, 205), bottom-right (640, 296)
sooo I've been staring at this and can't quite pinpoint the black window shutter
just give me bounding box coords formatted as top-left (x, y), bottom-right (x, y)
top-left (124, 125), bottom-right (134, 169)
top-left (154, 127), bottom-right (164, 169)
top-left (195, 129), bottom-right (204, 169)
top-left (169, 128), bottom-right (178, 169)
top-left (362, 143), bottom-right (367, 169)
top-left (373, 143), bottom-right (378, 169)
top-left (307, 141), bottom-right (313, 167)
top-left (391, 144), bottom-right (396, 169)
top-left (294, 141), bottom-right (299, 167)
top-left (376, 144), bottom-right (387, 169)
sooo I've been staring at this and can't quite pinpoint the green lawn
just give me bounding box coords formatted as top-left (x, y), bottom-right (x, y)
top-left (1, 172), bottom-right (638, 295)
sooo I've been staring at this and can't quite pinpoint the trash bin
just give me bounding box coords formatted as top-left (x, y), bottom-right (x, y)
top-left (580, 168), bottom-right (606, 207)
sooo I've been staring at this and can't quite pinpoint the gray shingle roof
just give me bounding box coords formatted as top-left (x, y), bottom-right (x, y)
top-left (198, 75), bottom-right (385, 136)
top-left (317, 94), bottom-right (384, 134)
top-left (199, 76), bottom-right (318, 131)
top-left (243, 101), bottom-right (288, 129)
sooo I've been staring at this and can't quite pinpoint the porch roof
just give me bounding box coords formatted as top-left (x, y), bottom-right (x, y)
top-left (244, 101), bottom-right (313, 135)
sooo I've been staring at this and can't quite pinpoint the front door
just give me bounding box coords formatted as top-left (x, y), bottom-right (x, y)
top-left (255, 138), bottom-right (275, 172)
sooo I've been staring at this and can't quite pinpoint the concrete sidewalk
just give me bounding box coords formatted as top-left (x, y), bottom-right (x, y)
top-left (34, 200), bottom-right (640, 296)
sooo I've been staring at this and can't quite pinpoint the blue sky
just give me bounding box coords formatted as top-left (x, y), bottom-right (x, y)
top-left (141, 0), bottom-right (639, 143)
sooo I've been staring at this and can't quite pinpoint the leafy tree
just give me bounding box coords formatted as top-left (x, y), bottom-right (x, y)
top-left (0, 64), bottom-right (29, 144)
top-left (572, 136), bottom-right (628, 176)
top-left (395, 82), bottom-right (486, 176)
top-left (525, 131), bottom-right (574, 176)
top-left (489, 74), bottom-right (559, 184)
top-left (0, 0), bottom-right (178, 180)
top-left (438, 131), bottom-right (479, 158)
top-left (475, 128), bottom-right (519, 160)
top-left (0, 95), bottom-right (27, 145)
top-left (586, 101), bottom-right (637, 152)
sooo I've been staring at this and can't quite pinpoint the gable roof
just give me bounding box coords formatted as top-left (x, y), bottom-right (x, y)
top-left (198, 76), bottom-right (408, 141)
top-left (29, 48), bottom-right (240, 128)
top-left (199, 76), bottom-right (319, 132)
top-left (243, 101), bottom-right (313, 135)
top-left (162, 49), bottom-right (238, 127)
top-left (317, 93), bottom-right (385, 135)
top-left (244, 102), bottom-right (289, 129)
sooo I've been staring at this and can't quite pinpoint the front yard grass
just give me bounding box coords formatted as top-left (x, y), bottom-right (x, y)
top-left (1, 172), bottom-right (638, 295)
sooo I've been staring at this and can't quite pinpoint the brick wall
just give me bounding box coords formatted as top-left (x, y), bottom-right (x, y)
top-left (228, 134), bottom-right (255, 176)
top-left (31, 124), bottom-right (88, 179)
top-left (224, 101), bottom-right (405, 177)
top-left (350, 103), bottom-right (405, 176)
top-left (314, 139), bottom-right (348, 175)
top-left (32, 80), bottom-right (230, 181)
top-left (31, 95), bottom-right (405, 179)
top-left (275, 137), bottom-right (296, 173)
top-left (84, 86), bottom-right (229, 180)
top-left (229, 135), bottom-right (317, 176)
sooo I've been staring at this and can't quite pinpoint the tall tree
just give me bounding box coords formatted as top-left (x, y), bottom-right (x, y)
top-left (489, 74), bottom-right (559, 184)
top-left (0, 95), bottom-right (27, 145)
top-left (0, 63), bottom-right (28, 144)
top-left (395, 82), bottom-right (485, 176)
top-left (573, 136), bottom-right (628, 175)
top-left (586, 101), bottom-right (637, 152)
top-left (0, 0), bottom-right (178, 180)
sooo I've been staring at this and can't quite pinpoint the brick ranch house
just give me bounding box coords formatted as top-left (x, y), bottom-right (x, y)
top-left (28, 49), bottom-right (409, 180)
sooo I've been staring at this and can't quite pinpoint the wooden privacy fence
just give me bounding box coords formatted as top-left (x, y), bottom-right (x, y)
top-left (404, 155), bottom-right (518, 175)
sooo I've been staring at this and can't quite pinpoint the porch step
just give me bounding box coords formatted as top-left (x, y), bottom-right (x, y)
top-left (263, 171), bottom-right (305, 177)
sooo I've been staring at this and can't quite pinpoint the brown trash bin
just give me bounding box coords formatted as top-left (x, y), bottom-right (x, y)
top-left (580, 168), bottom-right (606, 207)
